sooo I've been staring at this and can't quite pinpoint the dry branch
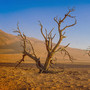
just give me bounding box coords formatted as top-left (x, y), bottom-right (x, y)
top-left (14, 23), bottom-right (44, 72)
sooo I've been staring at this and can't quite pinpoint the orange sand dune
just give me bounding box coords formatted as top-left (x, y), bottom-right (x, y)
top-left (0, 30), bottom-right (90, 63)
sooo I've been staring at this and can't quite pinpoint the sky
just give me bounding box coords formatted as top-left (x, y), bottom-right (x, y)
top-left (0, 0), bottom-right (90, 49)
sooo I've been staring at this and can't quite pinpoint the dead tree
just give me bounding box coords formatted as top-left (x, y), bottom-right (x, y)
top-left (87, 51), bottom-right (90, 56)
top-left (85, 47), bottom-right (90, 56)
top-left (14, 8), bottom-right (77, 73)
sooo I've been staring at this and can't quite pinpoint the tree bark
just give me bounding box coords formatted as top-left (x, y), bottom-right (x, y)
top-left (44, 53), bottom-right (53, 71)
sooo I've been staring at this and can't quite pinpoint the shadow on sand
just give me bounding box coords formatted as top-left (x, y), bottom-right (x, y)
top-left (0, 62), bottom-right (90, 68)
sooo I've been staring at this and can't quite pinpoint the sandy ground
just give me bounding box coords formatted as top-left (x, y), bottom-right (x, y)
top-left (0, 53), bottom-right (90, 90)
top-left (0, 62), bottom-right (90, 90)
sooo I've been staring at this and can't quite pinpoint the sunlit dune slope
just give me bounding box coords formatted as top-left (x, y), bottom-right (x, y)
top-left (0, 30), bottom-right (90, 63)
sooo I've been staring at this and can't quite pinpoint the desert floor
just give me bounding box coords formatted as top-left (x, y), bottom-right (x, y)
top-left (0, 62), bottom-right (90, 90)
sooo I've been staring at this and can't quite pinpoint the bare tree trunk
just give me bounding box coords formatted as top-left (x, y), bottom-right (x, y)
top-left (44, 55), bottom-right (52, 70)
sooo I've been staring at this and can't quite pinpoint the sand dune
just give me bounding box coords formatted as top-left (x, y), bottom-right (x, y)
top-left (0, 30), bottom-right (90, 63)
top-left (0, 30), bottom-right (90, 90)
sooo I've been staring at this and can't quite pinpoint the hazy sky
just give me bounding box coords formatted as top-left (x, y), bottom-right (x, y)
top-left (0, 0), bottom-right (90, 49)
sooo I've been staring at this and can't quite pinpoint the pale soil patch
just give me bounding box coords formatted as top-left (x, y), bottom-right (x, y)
top-left (0, 63), bottom-right (90, 90)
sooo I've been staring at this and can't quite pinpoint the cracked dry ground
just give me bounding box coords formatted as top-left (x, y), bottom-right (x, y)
top-left (0, 64), bottom-right (90, 90)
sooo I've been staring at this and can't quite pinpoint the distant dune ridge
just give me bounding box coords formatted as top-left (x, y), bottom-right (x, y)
top-left (0, 30), bottom-right (90, 63)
